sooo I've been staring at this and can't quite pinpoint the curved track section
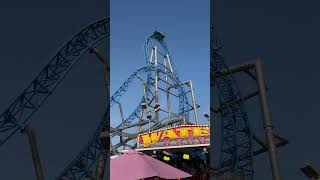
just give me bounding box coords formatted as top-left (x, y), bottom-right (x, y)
top-left (0, 18), bottom-right (109, 147)
top-left (110, 66), bottom-right (187, 147)
top-left (0, 17), bottom-right (109, 179)
top-left (211, 28), bottom-right (253, 179)
top-left (58, 109), bottom-right (109, 180)
top-left (109, 31), bottom-right (193, 142)
top-left (144, 32), bottom-right (189, 116)
top-left (110, 31), bottom-right (195, 149)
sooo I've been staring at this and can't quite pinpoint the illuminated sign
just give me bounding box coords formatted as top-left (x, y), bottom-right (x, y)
top-left (136, 125), bottom-right (210, 149)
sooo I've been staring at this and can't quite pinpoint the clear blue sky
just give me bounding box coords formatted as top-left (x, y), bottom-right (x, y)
top-left (110, 0), bottom-right (210, 128)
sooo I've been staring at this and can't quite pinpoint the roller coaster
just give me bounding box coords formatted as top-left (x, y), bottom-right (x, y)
top-left (0, 17), bottom-right (288, 180)
top-left (109, 30), bottom-right (201, 152)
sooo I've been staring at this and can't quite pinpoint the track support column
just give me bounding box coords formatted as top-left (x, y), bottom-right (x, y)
top-left (153, 46), bottom-right (160, 121)
top-left (89, 47), bottom-right (110, 180)
top-left (163, 55), bottom-right (171, 125)
top-left (23, 127), bottom-right (45, 180)
top-left (255, 59), bottom-right (281, 180)
top-left (118, 103), bottom-right (125, 150)
top-left (188, 81), bottom-right (199, 125)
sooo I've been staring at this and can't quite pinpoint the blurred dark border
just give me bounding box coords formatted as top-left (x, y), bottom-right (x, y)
top-left (210, 0), bottom-right (214, 179)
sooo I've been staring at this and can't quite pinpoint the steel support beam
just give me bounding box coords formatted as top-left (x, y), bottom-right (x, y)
top-left (23, 127), bottom-right (45, 180)
top-left (89, 47), bottom-right (109, 180)
top-left (213, 135), bottom-right (288, 170)
top-left (175, 81), bottom-right (199, 125)
top-left (153, 47), bottom-right (160, 121)
top-left (163, 55), bottom-right (171, 125)
top-left (213, 58), bottom-right (285, 180)
top-left (253, 138), bottom-right (288, 156)
top-left (112, 117), bottom-right (183, 149)
top-left (188, 81), bottom-right (199, 125)
top-left (118, 103), bottom-right (125, 150)
top-left (216, 88), bottom-right (269, 113)
top-left (255, 59), bottom-right (281, 180)
top-left (217, 60), bottom-right (256, 76)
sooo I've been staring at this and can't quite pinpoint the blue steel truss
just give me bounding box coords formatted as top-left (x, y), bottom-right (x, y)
top-left (212, 27), bottom-right (253, 179)
top-left (144, 31), bottom-right (189, 118)
top-left (110, 32), bottom-right (192, 142)
top-left (0, 17), bottom-right (110, 180)
top-left (110, 65), bottom-right (190, 141)
top-left (0, 18), bottom-right (109, 147)
top-left (109, 32), bottom-right (191, 137)
top-left (57, 109), bottom-right (109, 179)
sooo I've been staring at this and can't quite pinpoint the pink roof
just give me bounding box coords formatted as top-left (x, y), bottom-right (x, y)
top-left (110, 150), bottom-right (192, 180)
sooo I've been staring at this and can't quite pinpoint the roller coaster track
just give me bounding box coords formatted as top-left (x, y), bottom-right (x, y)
top-left (211, 27), bottom-right (253, 179)
top-left (0, 18), bottom-right (109, 147)
top-left (110, 66), bottom-right (187, 133)
top-left (144, 33), bottom-right (189, 116)
top-left (0, 17), bottom-right (109, 180)
top-left (109, 31), bottom-right (194, 153)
